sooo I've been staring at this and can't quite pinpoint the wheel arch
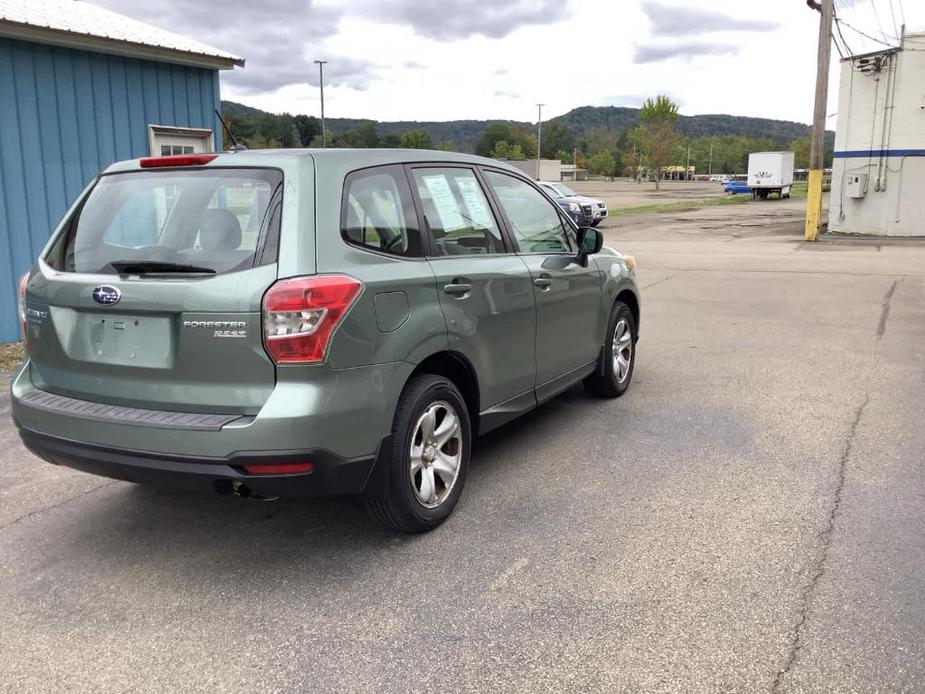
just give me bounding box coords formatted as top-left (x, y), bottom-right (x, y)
top-left (408, 350), bottom-right (481, 435)
top-left (616, 288), bottom-right (640, 338)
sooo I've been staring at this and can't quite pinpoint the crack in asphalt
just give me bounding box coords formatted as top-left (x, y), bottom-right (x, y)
top-left (877, 279), bottom-right (899, 340)
top-left (770, 393), bottom-right (870, 693)
top-left (0, 480), bottom-right (118, 534)
top-left (641, 272), bottom-right (681, 290)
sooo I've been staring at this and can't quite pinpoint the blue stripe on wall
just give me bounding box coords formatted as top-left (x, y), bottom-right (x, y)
top-left (833, 149), bottom-right (925, 158)
top-left (0, 36), bottom-right (223, 342)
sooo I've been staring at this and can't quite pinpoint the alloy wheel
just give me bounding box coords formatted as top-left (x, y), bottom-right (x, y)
top-left (612, 318), bottom-right (633, 383)
top-left (409, 401), bottom-right (463, 508)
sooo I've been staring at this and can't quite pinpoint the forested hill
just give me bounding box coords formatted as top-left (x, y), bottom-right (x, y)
top-left (221, 100), bottom-right (832, 153)
top-left (559, 106), bottom-right (832, 144)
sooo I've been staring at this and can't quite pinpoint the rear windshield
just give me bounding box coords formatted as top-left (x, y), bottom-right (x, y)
top-left (46, 168), bottom-right (283, 275)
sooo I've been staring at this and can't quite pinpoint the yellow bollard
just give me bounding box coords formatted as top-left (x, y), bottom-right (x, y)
top-left (804, 169), bottom-right (823, 241)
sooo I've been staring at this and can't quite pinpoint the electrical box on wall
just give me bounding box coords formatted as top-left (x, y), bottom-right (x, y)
top-left (847, 173), bottom-right (868, 198)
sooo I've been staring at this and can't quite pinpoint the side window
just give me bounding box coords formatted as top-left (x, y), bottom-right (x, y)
top-left (483, 171), bottom-right (573, 253)
top-left (410, 168), bottom-right (505, 256)
top-left (341, 165), bottom-right (421, 257)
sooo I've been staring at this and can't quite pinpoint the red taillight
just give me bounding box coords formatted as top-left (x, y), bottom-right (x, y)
top-left (139, 154), bottom-right (218, 168)
top-left (17, 271), bottom-right (29, 340)
top-left (262, 275), bottom-right (363, 364)
top-left (242, 462), bottom-right (314, 475)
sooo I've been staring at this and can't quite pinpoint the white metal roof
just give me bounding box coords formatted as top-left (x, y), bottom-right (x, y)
top-left (0, 0), bottom-right (243, 69)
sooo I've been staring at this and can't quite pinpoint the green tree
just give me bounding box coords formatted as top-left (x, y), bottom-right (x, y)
top-left (381, 132), bottom-right (402, 147)
top-left (334, 121), bottom-right (381, 148)
top-left (510, 126), bottom-right (538, 159)
top-left (293, 115), bottom-right (320, 147)
top-left (541, 120), bottom-right (573, 158)
top-left (399, 128), bottom-right (433, 149)
top-left (588, 150), bottom-right (616, 177)
top-left (554, 148), bottom-right (572, 164)
top-left (621, 127), bottom-right (645, 180)
top-left (435, 139), bottom-right (458, 152)
top-left (476, 123), bottom-right (513, 157)
top-left (222, 111), bottom-right (256, 146)
top-left (790, 137), bottom-right (811, 169)
top-left (639, 95), bottom-right (680, 190)
top-left (491, 140), bottom-right (512, 159)
top-left (508, 143), bottom-right (526, 160)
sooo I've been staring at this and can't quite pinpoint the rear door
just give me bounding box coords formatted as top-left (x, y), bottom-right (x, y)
top-left (407, 165), bottom-right (536, 411)
top-left (23, 165), bottom-right (284, 414)
top-left (481, 169), bottom-right (602, 393)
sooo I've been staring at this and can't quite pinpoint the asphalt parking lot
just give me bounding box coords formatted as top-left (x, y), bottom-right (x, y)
top-left (2, 193), bottom-right (924, 693)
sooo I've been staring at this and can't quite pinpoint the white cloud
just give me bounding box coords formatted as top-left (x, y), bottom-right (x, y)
top-left (92, 0), bottom-right (925, 127)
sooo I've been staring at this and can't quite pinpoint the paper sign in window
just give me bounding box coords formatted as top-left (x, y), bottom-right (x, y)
top-left (456, 178), bottom-right (495, 230)
top-left (422, 175), bottom-right (465, 232)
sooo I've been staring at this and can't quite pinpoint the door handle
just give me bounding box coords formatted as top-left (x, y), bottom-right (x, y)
top-left (443, 282), bottom-right (472, 296)
top-left (533, 277), bottom-right (552, 290)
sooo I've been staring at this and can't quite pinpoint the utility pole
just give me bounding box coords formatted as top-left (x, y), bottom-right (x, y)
top-left (686, 145), bottom-right (691, 181)
top-left (708, 142), bottom-right (714, 176)
top-left (536, 103), bottom-right (544, 180)
top-left (314, 60), bottom-right (328, 148)
top-left (805, 0), bottom-right (834, 241)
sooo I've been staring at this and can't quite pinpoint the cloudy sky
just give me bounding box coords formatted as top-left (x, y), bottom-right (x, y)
top-left (93, 0), bottom-right (924, 126)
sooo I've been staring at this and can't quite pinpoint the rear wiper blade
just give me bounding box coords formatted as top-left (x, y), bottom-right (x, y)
top-left (110, 260), bottom-right (216, 275)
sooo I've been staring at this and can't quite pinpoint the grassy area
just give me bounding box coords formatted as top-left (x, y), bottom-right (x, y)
top-left (789, 181), bottom-right (808, 199)
top-left (610, 194), bottom-right (752, 217)
top-left (0, 342), bottom-right (23, 372)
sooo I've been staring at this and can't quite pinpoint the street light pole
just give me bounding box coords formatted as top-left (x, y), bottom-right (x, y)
top-left (708, 142), bottom-right (714, 176)
top-left (536, 103), bottom-right (544, 180)
top-left (313, 60), bottom-right (328, 148)
top-left (686, 145), bottom-right (691, 181)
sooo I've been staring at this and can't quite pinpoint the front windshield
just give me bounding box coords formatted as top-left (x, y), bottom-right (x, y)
top-left (540, 184), bottom-right (564, 199)
top-left (553, 183), bottom-right (577, 197)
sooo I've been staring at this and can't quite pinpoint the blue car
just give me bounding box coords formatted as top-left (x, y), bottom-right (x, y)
top-left (723, 181), bottom-right (751, 195)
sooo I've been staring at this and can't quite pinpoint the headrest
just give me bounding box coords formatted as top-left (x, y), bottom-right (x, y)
top-left (199, 209), bottom-right (242, 251)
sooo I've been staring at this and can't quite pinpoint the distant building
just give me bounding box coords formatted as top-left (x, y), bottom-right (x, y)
top-left (504, 158), bottom-right (563, 181)
top-left (0, 0), bottom-right (242, 341)
top-left (829, 32), bottom-right (925, 236)
top-left (559, 164), bottom-right (588, 182)
top-left (660, 165), bottom-right (695, 181)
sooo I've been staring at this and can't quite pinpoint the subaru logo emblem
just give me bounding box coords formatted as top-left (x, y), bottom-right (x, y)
top-left (92, 285), bottom-right (121, 305)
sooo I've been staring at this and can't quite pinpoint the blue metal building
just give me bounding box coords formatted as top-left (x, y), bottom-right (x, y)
top-left (0, 0), bottom-right (243, 342)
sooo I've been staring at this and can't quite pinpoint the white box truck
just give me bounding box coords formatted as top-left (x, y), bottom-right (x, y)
top-left (747, 151), bottom-right (795, 199)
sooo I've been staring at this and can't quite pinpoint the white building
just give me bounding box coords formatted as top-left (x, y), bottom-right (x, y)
top-left (504, 159), bottom-right (562, 181)
top-left (829, 32), bottom-right (925, 236)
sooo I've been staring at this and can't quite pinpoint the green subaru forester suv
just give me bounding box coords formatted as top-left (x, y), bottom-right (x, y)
top-left (12, 149), bottom-right (640, 532)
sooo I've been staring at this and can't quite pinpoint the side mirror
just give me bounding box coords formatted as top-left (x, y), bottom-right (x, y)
top-left (576, 227), bottom-right (603, 265)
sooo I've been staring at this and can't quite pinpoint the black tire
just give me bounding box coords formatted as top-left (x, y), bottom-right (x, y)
top-left (583, 301), bottom-right (637, 398)
top-left (591, 218), bottom-right (602, 228)
top-left (365, 374), bottom-right (471, 533)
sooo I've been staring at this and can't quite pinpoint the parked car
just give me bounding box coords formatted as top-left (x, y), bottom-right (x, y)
top-left (12, 149), bottom-right (641, 533)
top-left (723, 180), bottom-right (752, 194)
top-left (538, 181), bottom-right (608, 227)
top-left (709, 175), bottom-right (729, 183)
top-left (551, 196), bottom-right (593, 227)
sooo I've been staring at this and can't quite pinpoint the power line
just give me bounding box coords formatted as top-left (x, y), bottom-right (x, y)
top-left (869, 0), bottom-right (890, 42)
top-left (832, 5), bottom-right (853, 56)
top-left (836, 16), bottom-right (898, 47)
top-left (886, 0), bottom-right (900, 42)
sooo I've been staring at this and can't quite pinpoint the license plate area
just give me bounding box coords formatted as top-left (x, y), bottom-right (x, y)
top-left (68, 311), bottom-right (173, 368)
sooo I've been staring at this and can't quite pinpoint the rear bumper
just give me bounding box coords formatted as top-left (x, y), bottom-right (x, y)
top-left (18, 427), bottom-right (383, 498)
